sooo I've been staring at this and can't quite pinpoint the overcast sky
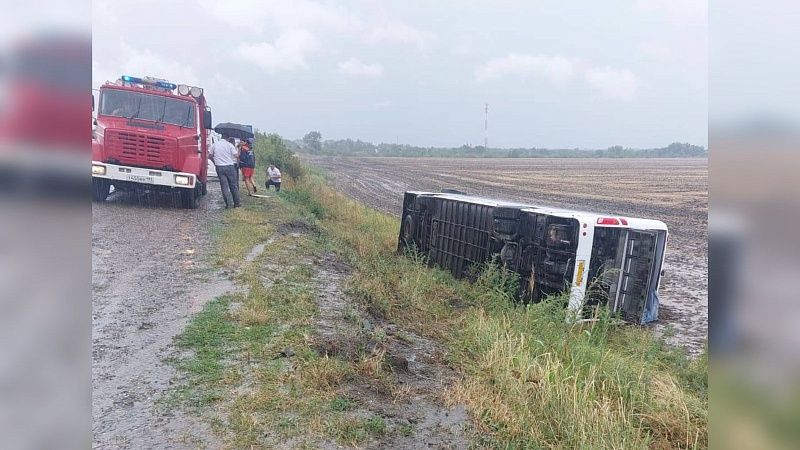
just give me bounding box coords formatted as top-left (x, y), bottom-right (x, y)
top-left (92, 0), bottom-right (707, 148)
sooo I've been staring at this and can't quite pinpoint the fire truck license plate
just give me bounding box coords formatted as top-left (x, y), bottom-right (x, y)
top-left (127, 174), bottom-right (154, 183)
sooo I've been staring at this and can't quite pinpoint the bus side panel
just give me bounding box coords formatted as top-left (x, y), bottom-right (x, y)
top-left (428, 197), bottom-right (495, 278)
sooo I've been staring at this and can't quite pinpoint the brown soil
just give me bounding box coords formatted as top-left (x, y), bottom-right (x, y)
top-left (305, 156), bottom-right (708, 355)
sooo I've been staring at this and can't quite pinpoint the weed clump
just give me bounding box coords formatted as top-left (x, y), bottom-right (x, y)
top-left (281, 186), bottom-right (326, 220)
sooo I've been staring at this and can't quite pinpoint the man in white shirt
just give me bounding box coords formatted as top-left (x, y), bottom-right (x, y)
top-left (208, 137), bottom-right (241, 208)
top-left (266, 164), bottom-right (282, 192)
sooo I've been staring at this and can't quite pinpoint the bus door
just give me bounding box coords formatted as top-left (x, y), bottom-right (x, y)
top-left (616, 230), bottom-right (662, 324)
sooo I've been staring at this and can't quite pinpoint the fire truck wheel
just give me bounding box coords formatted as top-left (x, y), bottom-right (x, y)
top-left (181, 187), bottom-right (198, 209)
top-left (92, 179), bottom-right (111, 202)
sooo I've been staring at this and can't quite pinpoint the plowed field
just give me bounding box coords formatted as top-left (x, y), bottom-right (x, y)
top-left (305, 156), bottom-right (708, 353)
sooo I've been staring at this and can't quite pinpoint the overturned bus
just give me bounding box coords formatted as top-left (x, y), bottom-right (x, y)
top-left (397, 191), bottom-right (668, 324)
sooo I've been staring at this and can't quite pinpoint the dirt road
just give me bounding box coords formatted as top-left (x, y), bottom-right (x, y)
top-left (92, 185), bottom-right (231, 449)
top-left (305, 156), bottom-right (708, 354)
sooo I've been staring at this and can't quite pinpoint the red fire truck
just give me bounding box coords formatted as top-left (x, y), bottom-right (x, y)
top-left (91, 75), bottom-right (212, 208)
top-left (0, 35), bottom-right (89, 192)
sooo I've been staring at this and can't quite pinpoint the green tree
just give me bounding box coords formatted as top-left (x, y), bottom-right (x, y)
top-left (302, 131), bottom-right (322, 154)
top-left (607, 145), bottom-right (624, 157)
top-left (254, 132), bottom-right (305, 181)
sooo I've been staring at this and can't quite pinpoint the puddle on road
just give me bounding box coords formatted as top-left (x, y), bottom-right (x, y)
top-left (244, 238), bottom-right (274, 263)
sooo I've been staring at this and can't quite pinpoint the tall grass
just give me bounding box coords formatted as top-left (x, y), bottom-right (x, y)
top-left (252, 132), bottom-right (305, 182)
top-left (286, 172), bottom-right (708, 449)
top-left (174, 200), bottom-right (382, 447)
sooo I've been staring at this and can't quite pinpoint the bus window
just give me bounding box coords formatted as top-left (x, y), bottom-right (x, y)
top-left (586, 227), bottom-right (625, 309)
top-left (530, 218), bottom-right (578, 301)
top-left (546, 224), bottom-right (575, 250)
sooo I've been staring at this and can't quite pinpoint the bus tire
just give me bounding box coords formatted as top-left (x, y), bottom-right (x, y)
top-left (92, 179), bottom-right (110, 202)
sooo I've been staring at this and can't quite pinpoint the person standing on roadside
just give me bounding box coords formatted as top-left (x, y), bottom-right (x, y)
top-left (238, 139), bottom-right (257, 196)
top-left (266, 164), bottom-right (282, 192)
top-left (208, 137), bottom-right (241, 208)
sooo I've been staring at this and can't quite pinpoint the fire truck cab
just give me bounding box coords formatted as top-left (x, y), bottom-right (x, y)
top-left (91, 75), bottom-right (212, 208)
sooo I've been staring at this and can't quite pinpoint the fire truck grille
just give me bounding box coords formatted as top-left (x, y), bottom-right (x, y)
top-left (107, 131), bottom-right (173, 168)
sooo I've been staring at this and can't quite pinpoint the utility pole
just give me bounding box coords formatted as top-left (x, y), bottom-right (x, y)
top-left (484, 103), bottom-right (489, 149)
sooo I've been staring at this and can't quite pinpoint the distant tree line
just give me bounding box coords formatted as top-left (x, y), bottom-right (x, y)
top-left (294, 131), bottom-right (707, 158)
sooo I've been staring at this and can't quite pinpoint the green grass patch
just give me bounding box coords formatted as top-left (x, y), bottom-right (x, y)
top-left (326, 415), bottom-right (387, 446)
top-left (281, 185), bottom-right (326, 220)
top-left (330, 395), bottom-right (356, 412)
top-left (171, 199), bottom-right (357, 447)
top-left (210, 208), bottom-right (274, 267)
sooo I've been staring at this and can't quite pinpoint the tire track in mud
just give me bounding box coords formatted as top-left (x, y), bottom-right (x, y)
top-left (311, 253), bottom-right (469, 449)
top-left (92, 184), bottom-right (233, 449)
top-left (306, 155), bottom-right (708, 355)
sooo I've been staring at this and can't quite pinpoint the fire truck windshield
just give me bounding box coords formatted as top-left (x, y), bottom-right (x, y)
top-left (99, 89), bottom-right (195, 127)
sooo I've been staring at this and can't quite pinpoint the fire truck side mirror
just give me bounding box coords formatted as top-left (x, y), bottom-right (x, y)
top-left (203, 110), bottom-right (212, 129)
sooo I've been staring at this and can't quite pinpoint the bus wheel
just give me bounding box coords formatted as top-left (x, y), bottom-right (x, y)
top-left (92, 179), bottom-right (110, 202)
top-left (181, 187), bottom-right (198, 209)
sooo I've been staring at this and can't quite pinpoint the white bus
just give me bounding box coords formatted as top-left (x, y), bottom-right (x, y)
top-left (206, 130), bottom-right (222, 179)
top-left (398, 191), bottom-right (668, 324)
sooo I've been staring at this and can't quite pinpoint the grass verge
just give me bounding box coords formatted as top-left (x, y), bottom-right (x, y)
top-left (173, 167), bottom-right (707, 449)
top-left (169, 193), bottom-right (394, 448)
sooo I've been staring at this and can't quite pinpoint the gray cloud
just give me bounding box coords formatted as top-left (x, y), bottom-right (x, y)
top-left (92, 0), bottom-right (707, 148)
top-left (338, 58), bottom-right (384, 77)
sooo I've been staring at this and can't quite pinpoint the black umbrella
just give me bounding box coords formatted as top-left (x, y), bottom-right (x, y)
top-left (214, 122), bottom-right (254, 140)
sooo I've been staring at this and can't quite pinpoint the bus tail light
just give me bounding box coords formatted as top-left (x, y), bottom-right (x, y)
top-left (597, 217), bottom-right (620, 225)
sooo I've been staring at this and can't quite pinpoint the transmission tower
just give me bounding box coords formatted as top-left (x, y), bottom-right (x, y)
top-left (484, 103), bottom-right (489, 149)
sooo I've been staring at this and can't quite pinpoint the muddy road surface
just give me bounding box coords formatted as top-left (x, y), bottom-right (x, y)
top-left (92, 185), bottom-right (231, 449)
top-left (305, 156), bottom-right (708, 354)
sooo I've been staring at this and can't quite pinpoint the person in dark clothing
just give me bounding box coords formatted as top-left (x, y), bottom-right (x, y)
top-left (238, 140), bottom-right (256, 195)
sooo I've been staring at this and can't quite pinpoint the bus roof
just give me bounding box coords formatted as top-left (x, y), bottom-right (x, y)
top-left (406, 191), bottom-right (669, 231)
